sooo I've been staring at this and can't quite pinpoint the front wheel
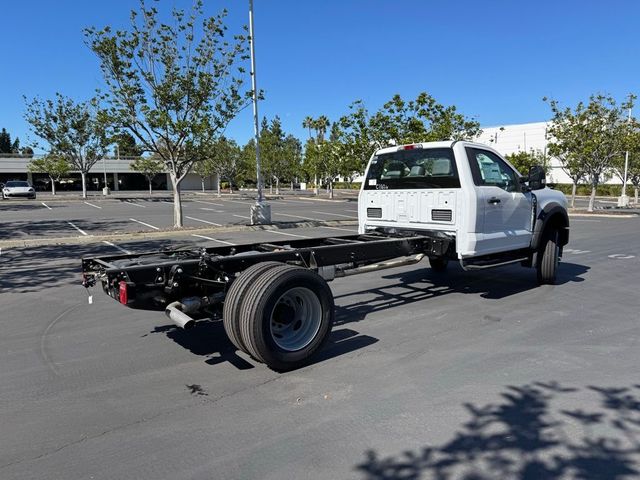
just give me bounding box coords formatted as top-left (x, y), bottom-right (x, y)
top-left (537, 228), bottom-right (559, 285)
top-left (239, 264), bottom-right (334, 371)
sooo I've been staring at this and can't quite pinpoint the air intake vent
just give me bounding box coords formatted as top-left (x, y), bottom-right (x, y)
top-left (367, 207), bottom-right (382, 219)
top-left (431, 209), bottom-right (452, 222)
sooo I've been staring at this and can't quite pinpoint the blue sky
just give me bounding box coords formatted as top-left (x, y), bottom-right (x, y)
top-left (1, 0), bottom-right (639, 150)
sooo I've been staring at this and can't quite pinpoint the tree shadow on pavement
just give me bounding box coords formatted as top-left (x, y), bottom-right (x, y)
top-left (356, 381), bottom-right (640, 479)
top-left (334, 262), bottom-right (588, 325)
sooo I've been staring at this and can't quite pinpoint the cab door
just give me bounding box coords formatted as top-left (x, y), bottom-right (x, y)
top-left (465, 147), bottom-right (533, 254)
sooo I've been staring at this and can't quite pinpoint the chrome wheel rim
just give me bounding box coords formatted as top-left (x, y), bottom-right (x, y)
top-left (270, 287), bottom-right (322, 351)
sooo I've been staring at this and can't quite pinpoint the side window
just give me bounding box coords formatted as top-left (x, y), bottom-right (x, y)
top-left (466, 148), bottom-right (519, 193)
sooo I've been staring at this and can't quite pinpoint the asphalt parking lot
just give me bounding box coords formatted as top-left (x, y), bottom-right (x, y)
top-left (1, 201), bottom-right (640, 479)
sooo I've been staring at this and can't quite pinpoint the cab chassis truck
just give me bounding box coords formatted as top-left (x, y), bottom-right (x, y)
top-left (82, 141), bottom-right (569, 371)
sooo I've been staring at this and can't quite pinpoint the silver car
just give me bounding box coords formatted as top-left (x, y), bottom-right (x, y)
top-left (2, 180), bottom-right (36, 199)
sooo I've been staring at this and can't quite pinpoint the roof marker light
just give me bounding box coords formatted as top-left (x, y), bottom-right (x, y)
top-left (397, 144), bottom-right (423, 151)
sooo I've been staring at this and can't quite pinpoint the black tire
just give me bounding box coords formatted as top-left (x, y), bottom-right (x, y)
top-left (537, 228), bottom-right (559, 285)
top-left (223, 261), bottom-right (284, 353)
top-left (239, 264), bottom-right (334, 371)
top-left (428, 257), bottom-right (448, 272)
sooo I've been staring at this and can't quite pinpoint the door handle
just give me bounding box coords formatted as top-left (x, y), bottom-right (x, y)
top-left (488, 197), bottom-right (501, 204)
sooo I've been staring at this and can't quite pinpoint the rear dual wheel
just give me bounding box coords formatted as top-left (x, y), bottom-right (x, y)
top-left (223, 263), bottom-right (334, 371)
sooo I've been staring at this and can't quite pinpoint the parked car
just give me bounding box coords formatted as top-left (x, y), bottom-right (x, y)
top-left (2, 180), bottom-right (37, 199)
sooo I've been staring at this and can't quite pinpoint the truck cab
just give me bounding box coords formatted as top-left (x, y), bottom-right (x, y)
top-left (358, 141), bottom-right (569, 283)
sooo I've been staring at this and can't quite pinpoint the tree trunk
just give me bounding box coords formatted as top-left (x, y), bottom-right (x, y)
top-left (170, 173), bottom-right (184, 228)
top-left (570, 181), bottom-right (577, 208)
top-left (635, 187), bottom-right (638, 205)
top-left (201, 177), bottom-right (205, 192)
top-left (148, 178), bottom-right (153, 196)
top-left (588, 183), bottom-right (597, 212)
top-left (314, 174), bottom-right (318, 195)
top-left (270, 182), bottom-right (273, 194)
top-left (216, 175), bottom-right (221, 197)
top-left (328, 179), bottom-right (334, 199)
top-left (275, 177), bottom-right (280, 195)
top-left (50, 176), bottom-right (56, 196)
top-left (81, 172), bottom-right (87, 198)
top-left (290, 180), bottom-right (294, 191)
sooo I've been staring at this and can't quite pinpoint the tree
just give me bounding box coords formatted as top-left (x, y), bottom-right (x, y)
top-left (0, 128), bottom-right (10, 153)
top-left (0, 128), bottom-right (22, 154)
top-left (367, 92), bottom-right (481, 146)
top-left (130, 156), bottom-right (164, 195)
top-left (85, 0), bottom-right (252, 227)
top-left (24, 93), bottom-right (110, 198)
top-left (612, 123), bottom-right (640, 204)
top-left (259, 116), bottom-right (300, 194)
top-left (301, 115), bottom-right (331, 195)
top-left (27, 153), bottom-right (70, 195)
top-left (546, 94), bottom-right (634, 211)
top-left (505, 149), bottom-right (550, 176)
top-left (113, 131), bottom-right (144, 157)
top-left (192, 157), bottom-right (214, 192)
top-left (207, 137), bottom-right (242, 195)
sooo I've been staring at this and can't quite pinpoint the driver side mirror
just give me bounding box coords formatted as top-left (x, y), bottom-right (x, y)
top-left (527, 165), bottom-right (546, 190)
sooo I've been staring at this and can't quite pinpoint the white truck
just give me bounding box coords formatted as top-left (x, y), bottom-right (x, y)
top-left (358, 141), bottom-right (569, 284)
top-left (82, 141), bottom-right (569, 371)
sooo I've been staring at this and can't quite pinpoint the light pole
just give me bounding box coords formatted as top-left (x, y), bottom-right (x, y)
top-left (618, 107), bottom-right (632, 207)
top-left (248, 0), bottom-right (271, 224)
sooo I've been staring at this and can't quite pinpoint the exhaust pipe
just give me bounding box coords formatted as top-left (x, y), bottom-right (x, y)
top-left (166, 300), bottom-right (197, 329)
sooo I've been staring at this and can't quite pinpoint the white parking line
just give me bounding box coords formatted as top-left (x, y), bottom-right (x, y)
top-left (200, 207), bottom-right (225, 213)
top-left (102, 241), bottom-right (132, 254)
top-left (185, 216), bottom-right (221, 226)
top-left (311, 211), bottom-right (356, 218)
top-left (129, 218), bottom-right (160, 230)
top-left (233, 214), bottom-right (249, 220)
top-left (346, 209), bottom-right (358, 213)
top-left (84, 201), bottom-right (102, 209)
top-left (222, 199), bottom-right (254, 205)
top-left (41, 202), bottom-right (52, 210)
top-left (124, 201), bottom-right (146, 208)
top-left (275, 212), bottom-right (321, 221)
top-left (191, 234), bottom-right (236, 245)
top-left (322, 226), bottom-right (358, 233)
top-left (267, 229), bottom-right (310, 238)
top-left (194, 200), bottom-right (224, 207)
top-left (67, 221), bottom-right (90, 236)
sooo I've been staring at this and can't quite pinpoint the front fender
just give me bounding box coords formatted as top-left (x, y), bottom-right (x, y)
top-left (531, 203), bottom-right (570, 250)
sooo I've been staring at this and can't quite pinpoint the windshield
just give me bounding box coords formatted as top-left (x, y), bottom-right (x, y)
top-left (364, 147), bottom-right (460, 190)
top-left (6, 181), bottom-right (30, 187)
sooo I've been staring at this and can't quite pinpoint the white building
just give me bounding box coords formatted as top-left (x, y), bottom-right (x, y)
top-left (474, 121), bottom-right (571, 183)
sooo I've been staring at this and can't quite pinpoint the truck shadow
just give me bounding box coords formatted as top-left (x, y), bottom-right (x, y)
top-left (355, 381), bottom-right (640, 479)
top-left (334, 262), bottom-right (589, 325)
top-left (149, 322), bottom-right (378, 371)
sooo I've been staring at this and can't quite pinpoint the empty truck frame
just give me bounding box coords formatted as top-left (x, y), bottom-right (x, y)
top-left (82, 141), bottom-right (569, 371)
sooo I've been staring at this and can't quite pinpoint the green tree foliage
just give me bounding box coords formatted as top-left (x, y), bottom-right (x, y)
top-left (612, 122), bottom-right (640, 204)
top-left (28, 153), bottom-right (70, 195)
top-left (206, 137), bottom-right (243, 194)
top-left (546, 94), bottom-right (634, 211)
top-left (0, 128), bottom-right (10, 153)
top-left (113, 131), bottom-right (144, 157)
top-left (24, 93), bottom-right (110, 198)
top-left (259, 116), bottom-right (301, 193)
top-left (504, 149), bottom-right (550, 176)
top-left (130, 156), bottom-right (164, 195)
top-left (0, 128), bottom-right (23, 154)
top-left (85, 0), bottom-right (252, 227)
top-left (301, 115), bottom-right (331, 195)
top-left (367, 92), bottom-right (481, 146)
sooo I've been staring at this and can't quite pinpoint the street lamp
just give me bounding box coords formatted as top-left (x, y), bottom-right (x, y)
top-left (248, 0), bottom-right (271, 224)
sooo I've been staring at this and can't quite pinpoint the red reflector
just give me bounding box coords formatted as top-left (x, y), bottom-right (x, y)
top-left (119, 281), bottom-right (128, 305)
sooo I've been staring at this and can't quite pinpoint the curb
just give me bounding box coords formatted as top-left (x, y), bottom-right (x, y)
top-left (0, 219), bottom-right (358, 250)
